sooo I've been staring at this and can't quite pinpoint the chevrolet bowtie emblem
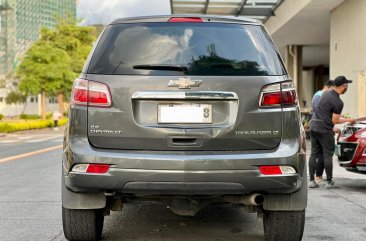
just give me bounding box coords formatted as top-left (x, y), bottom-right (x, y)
top-left (167, 77), bottom-right (202, 89)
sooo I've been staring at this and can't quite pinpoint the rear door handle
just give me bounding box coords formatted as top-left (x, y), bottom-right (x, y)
top-left (172, 138), bottom-right (197, 145)
top-left (168, 137), bottom-right (203, 147)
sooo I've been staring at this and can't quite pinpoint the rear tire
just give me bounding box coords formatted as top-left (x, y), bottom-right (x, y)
top-left (62, 207), bottom-right (104, 241)
top-left (263, 210), bottom-right (305, 241)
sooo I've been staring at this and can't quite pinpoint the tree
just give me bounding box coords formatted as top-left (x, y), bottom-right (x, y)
top-left (5, 91), bottom-right (27, 114)
top-left (0, 79), bottom-right (5, 88)
top-left (5, 91), bottom-right (27, 105)
top-left (40, 22), bottom-right (95, 115)
top-left (16, 21), bottom-right (95, 117)
top-left (17, 42), bottom-right (73, 119)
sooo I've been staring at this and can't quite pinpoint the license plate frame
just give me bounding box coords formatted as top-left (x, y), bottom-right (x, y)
top-left (158, 104), bottom-right (212, 124)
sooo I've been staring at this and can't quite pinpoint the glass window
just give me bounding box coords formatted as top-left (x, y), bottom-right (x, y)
top-left (88, 22), bottom-right (284, 76)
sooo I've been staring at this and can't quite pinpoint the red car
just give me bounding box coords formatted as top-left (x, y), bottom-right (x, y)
top-left (336, 117), bottom-right (366, 174)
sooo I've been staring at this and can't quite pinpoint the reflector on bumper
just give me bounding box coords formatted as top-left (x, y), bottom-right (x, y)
top-left (258, 165), bottom-right (296, 175)
top-left (72, 164), bottom-right (110, 174)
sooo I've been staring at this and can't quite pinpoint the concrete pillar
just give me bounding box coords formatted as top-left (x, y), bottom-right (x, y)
top-left (285, 45), bottom-right (303, 105)
top-left (301, 68), bottom-right (315, 109)
top-left (37, 93), bottom-right (41, 116)
top-left (357, 71), bottom-right (366, 118)
top-left (285, 45), bottom-right (303, 87)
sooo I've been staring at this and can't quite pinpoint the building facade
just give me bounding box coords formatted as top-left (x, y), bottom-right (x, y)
top-left (264, 0), bottom-right (366, 118)
top-left (171, 0), bottom-right (366, 118)
top-left (0, 0), bottom-right (76, 116)
top-left (0, 0), bottom-right (76, 78)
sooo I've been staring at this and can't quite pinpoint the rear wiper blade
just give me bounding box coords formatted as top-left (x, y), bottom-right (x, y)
top-left (133, 64), bottom-right (188, 71)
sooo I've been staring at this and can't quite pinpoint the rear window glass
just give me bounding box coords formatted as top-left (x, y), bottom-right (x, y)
top-left (88, 22), bottom-right (285, 76)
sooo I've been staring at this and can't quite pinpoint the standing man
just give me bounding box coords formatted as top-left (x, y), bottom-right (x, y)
top-left (308, 76), bottom-right (354, 188)
top-left (311, 80), bottom-right (334, 184)
top-left (52, 110), bottom-right (62, 129)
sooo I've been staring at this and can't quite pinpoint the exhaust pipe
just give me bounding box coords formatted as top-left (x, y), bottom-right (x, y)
top-left (104, 190), bottom-right (116, 196)
top-left (240, 193), bottom-right (264, 206)
top-left (224, 193), bottom-right (264, 206)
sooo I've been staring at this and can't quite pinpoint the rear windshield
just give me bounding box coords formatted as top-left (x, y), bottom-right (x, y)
top-left (88, 22), bottom-right (285, 76)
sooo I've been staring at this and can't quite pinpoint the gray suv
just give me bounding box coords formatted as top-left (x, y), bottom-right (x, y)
top-left (62, 15), bottom-right (307, 241)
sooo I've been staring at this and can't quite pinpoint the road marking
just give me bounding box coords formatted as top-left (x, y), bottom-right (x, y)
top-left (27, 135), bottom-right (63, 143)
top-left (0, 140), bottom-right (18, 144)
top-left (0, 134), bottom-right (63, 144)
top-left (0, 145), bottom-right (63, 164)
top-left (18, 135), bottom-right (40, 140)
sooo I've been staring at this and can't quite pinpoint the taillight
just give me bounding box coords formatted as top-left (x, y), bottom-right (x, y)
top-left (88, 81), bottom-right (112, 107)
top-left (281, 82), bottom-right (297, 105)
top-left (262, 92), bottom-right (282, 106)
top-left (72, 79), bottom-right (88, 106)
top-left (168, 17), bottom-right (203, 22)
top-left (71, 79), bottom-right (112, 108)
top-left (259, 82), bottom-right (297, 108)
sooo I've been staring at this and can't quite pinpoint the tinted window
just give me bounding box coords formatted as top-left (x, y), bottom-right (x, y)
top-left (88, 22), bottom-right (285, 76)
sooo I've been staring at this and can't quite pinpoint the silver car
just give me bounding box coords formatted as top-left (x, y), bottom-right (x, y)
top-left (62, 15), bottom-right (307, 241)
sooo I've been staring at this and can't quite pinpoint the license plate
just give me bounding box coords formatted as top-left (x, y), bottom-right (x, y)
top-left (158, 104), bottom-right (212, 124)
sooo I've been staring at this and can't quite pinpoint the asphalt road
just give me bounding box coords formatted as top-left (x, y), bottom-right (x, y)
top-left (0, 127), bottom-right (64, 160)
top-left (0, 129), bottom-right (365, 241)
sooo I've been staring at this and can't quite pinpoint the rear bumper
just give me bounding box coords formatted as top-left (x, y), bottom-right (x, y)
top-left (65, 169), bottom-right (300, 195)
top-left (63, 136), bottom-right (306, 196)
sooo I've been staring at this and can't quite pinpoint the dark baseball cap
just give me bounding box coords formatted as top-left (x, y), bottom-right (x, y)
top-left (334, 76), bottom-right (352, 86)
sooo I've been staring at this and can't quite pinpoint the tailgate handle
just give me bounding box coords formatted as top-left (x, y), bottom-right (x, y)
top-left (172, 138), bottom-right (197, 145)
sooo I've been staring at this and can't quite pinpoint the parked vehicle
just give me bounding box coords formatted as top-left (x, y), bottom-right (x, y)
top-left (62, 15), bottom-right (307, 241)
top-left (336, 117), bottom-right (366, 174)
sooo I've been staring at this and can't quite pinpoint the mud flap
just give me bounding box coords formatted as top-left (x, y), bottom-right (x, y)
top-left (263, 167), bottom-right (308, 211)
top-left (62, 176), bottom-right (106, 209)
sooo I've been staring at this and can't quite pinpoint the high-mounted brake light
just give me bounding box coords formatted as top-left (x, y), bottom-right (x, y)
top-left (259, 82), bottom-right (297, 108)
top-left (168, 17), bottom-right (203, 23)
top-left (71, 79), bottom-right (112, 108)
